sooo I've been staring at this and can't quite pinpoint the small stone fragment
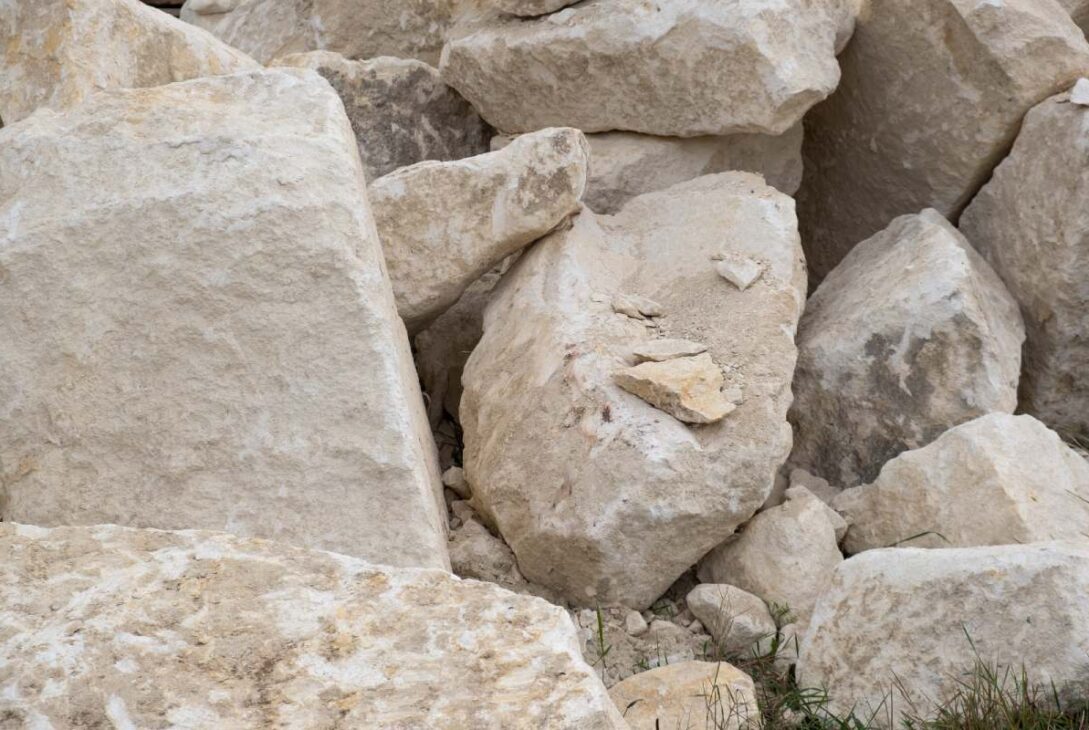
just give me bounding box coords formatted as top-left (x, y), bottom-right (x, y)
top-left (614, 354), bottom-right (735, 425)
top-left (715, 257), bottom-right (765, 290)
top-left (442, 466), bottom-right (471, 500)
top-left (686, 584), bottom-right (776, 657)
top-left (612, 293), bottom-right (665, 319)
top-left (631, 339), bottom-right (708, 363)
top-left (608, 661), bottom-right (759, 730)
top-left (625, 611), bottom-right (649, 637)
top-left (1071, 77), bottom-right (1089, 105)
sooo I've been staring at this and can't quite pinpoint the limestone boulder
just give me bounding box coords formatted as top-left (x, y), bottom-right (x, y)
top-left (0, 69), bottom-right (448, 571)
top-left (789, 209), bottom-right (1025, 488)
top-left (835, 414), bottom-right (1089, 553)
top-left (370, 127), bottom-right (588, 333)
top-left (271, 52), bottom-right (489, 183)
top-left (960, 90), bottom-right (1089, 439)
top-left (798, 543), bottom-right (1089, 726)
top-left (440, 0), bottom-right (856, 137)
top-left (797, 0), bottom-right (1089, 280)
top-left (609, 661), bottom-right (758, 730)
top-left (0, 0), bottom-right (256, 125)
top-left (461, 172), bottom-right (807, 608)
top-left (686, 584), bottom-right (777, 657)
top-left (0, 523), bottom-right (625, 729)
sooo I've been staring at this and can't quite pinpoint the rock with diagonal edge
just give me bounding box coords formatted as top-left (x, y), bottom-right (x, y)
top-left (614, 353), bottom-right (734, 425)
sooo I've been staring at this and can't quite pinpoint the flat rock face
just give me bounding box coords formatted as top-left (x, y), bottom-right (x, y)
top-left (613, 353), bottom-right (736, 425)
top-left (440, 0), bottom-right (854, 137)
top-left (789, 209), bottom-right (1025, 488)
top-left (0, 523), bottom-right (625, 729)
top-left (608, 661), bottom-right (758, 730)
top-left (798, 543), bottom-right (1089, 726)
top-left (271, 51), bottom-right (489, 182)
top-left (960, 92), bottom-right (1089, 440)
top-left (461, 172), bottom-right (806, 608)
top-left (0, 70), bottom-right (449, 571)
top-left (835, 414), bottom-right (1089, 553)
top-left (0, 0), bottom-right (256, 124)
top-left (369, 127), bottom-right (589, 332)
top-left (797, 0), bottom-right (1089, 281)
top-left (180, 0), bottom-right (456, 65)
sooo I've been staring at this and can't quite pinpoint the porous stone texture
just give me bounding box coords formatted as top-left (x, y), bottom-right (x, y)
top-left (798, 543), bottom-right (1089, 727)
top-left (271, 51), bottom-right (489, 182)
top-left (0, 523), bottom-right (625, 729)
top-left (0, 70), bottom-right (449, 571)
top-left (440, 0), bottom-right (855, 137)
top-left (834, 414), bottom-right (1089, 553)
top-left (370, 127), bottom-right (589, 332)
top-left (462, 172), bottom-right (806, 608)
top-left (960, 91), bottom-right (1089, 439)
top-left (608, 661), bottom-right (759, 730)
top-left (686, 584), bottom-right (777, 657)
top-left (796, 0), bottom-right (1089, 280)
top-left (789, 209), bottom-right (1025, 488)
top-left (495, 0), bottom-right (578, 16)
top-left (180, 0), bottom-right (456, 65)
top-left (0, 0), bottom-right (257, 124)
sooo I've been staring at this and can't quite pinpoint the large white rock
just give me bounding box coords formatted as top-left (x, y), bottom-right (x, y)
top-left (608, 661), bottom-right (758, 730)
top-left (0, 0), bottom-right (256, 125)
top-left (835, 414), bottom-right (1089, 553)
top-left (960, 90), bottom-right (1089, 439)
top-left (796, 0), bottom-right (1089, 280)
top-left (461, 172), bottom-right (806, 608)
top-left (370, 128), bottom-right (589, 332)
top-left (440, 0), bottom-right (855, 137)
top-left (0, 523), bottom-right (625, 729)
top-left (798, 543), bottom-right (1089, 726)
top-left (0, 70), bottom-right (449, 571)
top-left (789, 209), bottom-right (1025, 487)
top-left (271, 52), bottom-right (489, 182)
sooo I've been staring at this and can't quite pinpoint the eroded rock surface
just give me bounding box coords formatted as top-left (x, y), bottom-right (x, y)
top-left (686, 584), bottom-right (777, 657)
top-left (608, 661), bottom-right (758, 730)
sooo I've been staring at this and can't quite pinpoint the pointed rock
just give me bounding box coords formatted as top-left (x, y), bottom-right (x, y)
top-left (715, 257), bottom-right (765, 291)
top-left (614, 353), bottom-right (734, 425)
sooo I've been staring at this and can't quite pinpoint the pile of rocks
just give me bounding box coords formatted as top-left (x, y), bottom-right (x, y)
top-left (2, 0), bottom-right (1089, 727)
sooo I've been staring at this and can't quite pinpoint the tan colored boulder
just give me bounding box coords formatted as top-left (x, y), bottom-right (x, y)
top-left (0, 523), bottom-right (626, 729)
top-left (0, 69), bottom-right (448, 571)
top-left (798, 543), bottom-right (1089, 727)
top-left (441, 0), bottom-right (855, 137)
top-left (686, 584), bottom-right (777, 657)
top-left (613, 353), bottom-right (735, 425)
top-left (609, 661), bottom-right (758, 730)
top-left (789, 209), bottom-right (1025, 487)
top-left (835, 414), bottom-right (1089, 553)
top-left (462, 173), bottom-right (807, 607)
top-left (797, 0), bottom-right (1089, 280)
top-left (0, 0), bottom-right (256, 125)
top-left (960, 90), bottom-right (1089, 439)
top-left (271, 52), bottom-right (489, 183)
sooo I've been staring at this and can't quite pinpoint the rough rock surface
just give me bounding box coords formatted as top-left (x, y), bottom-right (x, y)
top-left (960, 91), bottom-right (1089, 439)
top-left (798, 543), bottom-right (1089, 726)
top-left (448, 501), bottom-right (524, 587)
top-left (789, 209), bottom-right (1025, 487)
top-left (0, 0), bottom-right (256, 124)
top-left (797, 0), bottom-right (1089, 280)
top-left (370, 127), bottom-right (589, 332)
top-left (608, 661), bottom-right (759, 730)
top-left (180, 0), bottom-right (455, 65)
top-left (686, 584), bottom-right (776, 657)
top-left (0, 70), bottom-right (449, 571)
top-left (496, 0), bottom-right (578, 16)
top-left (441, 0), bottom-right (854, 137)
top-left (1060, 0), bottom-right (1089, 34)
top-left (613, 353), bottom-right (736, 425)
top-left (698, 487), bottom-right (844, 627)
top-left (271, 51), bottom-right (489, 182)
top-left (462, 172), bottom-right (806, 608)
top-left (0, 523), bottom-right (625, 729)
top-left (834, 414), bottom-right (1089, 553)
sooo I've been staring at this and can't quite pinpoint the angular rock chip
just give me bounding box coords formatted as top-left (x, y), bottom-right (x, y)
top-left (614, 353), bottom-right (735, 425)
top-left (789, 209), bottom-right (1025, 488)
top-left (608, 661), bottom-right (758, 730)
top-left (0, 70), bottom-right (448, 570)
top-left (960, 91), bottom-right (1089, 439)
top-left (461, 173), bottom-right (806, 607)
top-left (686, 584), bottom-right (777, 657)
top-left (496, 0), bottom-right (578, 16)
top-left (835, 414), bottom-right (1089, 553)
top-left (798, 542), bottom-right (1089, 726)
top-left (271, 51), bottom-right (489, 182)
top-left (440, 0), bottom-right (855, 137)
top-left (797, 0), bottom-right (1089, 280)
top-left (632, 339), bottom-right (708, 363)
top-left (0, 523), bottom-right (625, 729)
top-left (715, 257), bottom-right (764, 291)
top-left (0, 0), bottom-right (257, 124)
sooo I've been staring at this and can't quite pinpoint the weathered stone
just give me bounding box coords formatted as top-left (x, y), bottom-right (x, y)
top-left (625, 610), bottom-right (649, 637)
top-left (270, 51), bottom-right (489, 182)
top-left (614, 353), bottom-right (735, 425)
top-left (798, 542), bottom-right (1089, 726)
top-left (686, 584), bottom-right (776, 657)
top-left (370, 127), bottom-right (588, 333)
top-left (0, 70), bottom-right (448, 570)
top-left (0, 523), bottom-right (625, 729)
top-left (0, 0), bottom-right (256, 125)
top-left (715, 257), bottom-right (765, 291)
top-left (462, 173), bottom-right (806, 607)
top-left (789, 209), bottom-right (1025, 487)
top-left (1060, 0), bottom-right (1089, 35)
top-left (495, 0), bottom-right (578, 16)
top-left (609, 661), bottom-right (759, 730)
top-left (440, 0), bottom-right (855, 137)
top-left (835, 414), bottom-right (1089, 553)
top-left (449, 507), bottom-right (524, 587)
top-left (611, 293), bottom-right (664, 320)
top-left (631, 339), bottom-right (708, 363)
top-left (788, 468), bottom-right (841, 508)
top-left (797, 0), bottom-right (1089, 280)
top-left (960, 91), bottom-right (1089, 439)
